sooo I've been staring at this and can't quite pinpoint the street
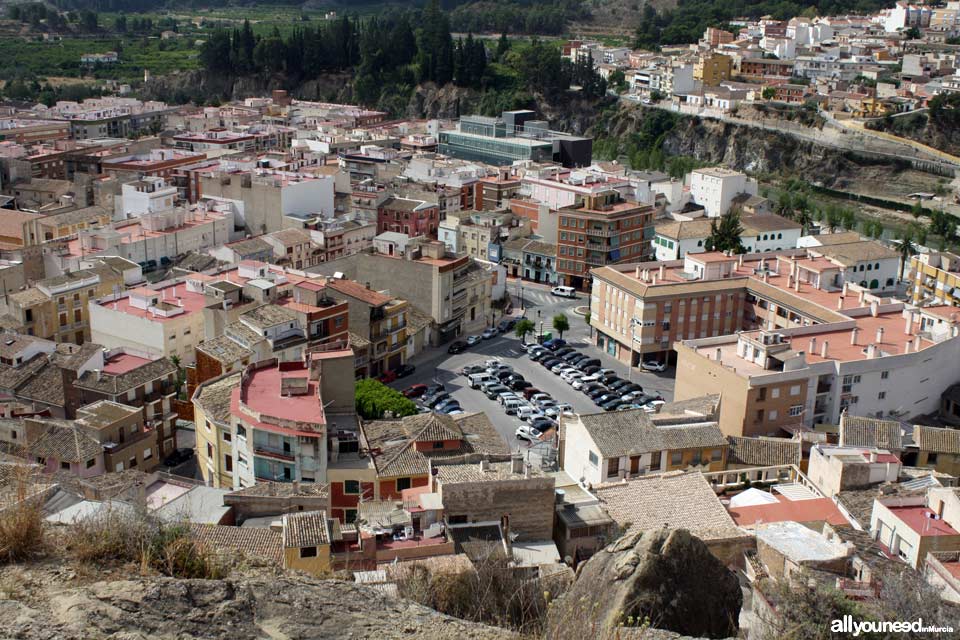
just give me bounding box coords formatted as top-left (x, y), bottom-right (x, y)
top-left (390, 281), bottom-right (676, 451)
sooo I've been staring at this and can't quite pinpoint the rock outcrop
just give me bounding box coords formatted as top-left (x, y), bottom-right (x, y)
top-left (0, 570), bottom-right (514, 639)
top-left (547, 528), bottom-right (742, 639)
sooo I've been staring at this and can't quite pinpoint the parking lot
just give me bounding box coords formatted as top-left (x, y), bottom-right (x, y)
top-left (390, 324), bottom-right (676, 454)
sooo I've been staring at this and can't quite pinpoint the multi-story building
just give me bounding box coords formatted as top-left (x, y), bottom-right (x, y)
top-left (376, 196), bottom-right (439, 238)
top-left (689, 167), bottom-right (758, 218)
top-left (6, 262), bottom-right (126, 344)
top-left (437, 210), bottom-right (517, 260)
top-left (327, 278), bottom-right (407, 376)
top-left (225, 348), bottom-right (355, 488)
top-left (738, 58), bottom-right (796, 81)
top-left (261, 228), bottom-right (320, 271)
top-left (694, 53), bottom-right (733, 86)
top-left (311, 241), bottom-right (493, 343)
top-left (909, 251), bottom-right (960, 306)
top-left (311, 218), bottom-right (376, 263)
top-left (192, 371), bottom-right (242, 489)
top-left (439, 110), bottom-right (592, 169)
top-left (555, 191), bottom-right (655, 290)
top-left (869, 487), bottom-right (960, 569)
top-left (653, 214), bottom-right (802, 261)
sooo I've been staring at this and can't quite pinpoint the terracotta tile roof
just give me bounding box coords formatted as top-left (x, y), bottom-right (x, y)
top-left (654, 218), bottom-right (714, 241)
top-left (913, 425), bottom-right (960, 455)
top-left (196, 335), bottom-right (254, 364)
top-left (193, 372), bottom-right (241, 425)
top-left (226, 480), bottom-right (328, 499)
top-left (577, 409), bottom-right (726, 458)
top-left (839, 414), bottom-right (903, 450)
top-left (191, 523), bottom-right (282, 563)
top-left (28, 420), bottom-right (102, 463)
top-left (728, 436), bottom-right (802, 466)
top-left (75, 357), bottom-right (177, 395)
top-left (595, 471), bottom-right (743, 541)
top-left (283, 510), bottom-right (330, 547)
top-left (434, 460), bottom-right (548, 484)
top-left (267, 228), bottom-right (313, 247)
top-left (0, 210), bottom-right (44, 241)
top-left (327, 278), bottom-right (394, 307)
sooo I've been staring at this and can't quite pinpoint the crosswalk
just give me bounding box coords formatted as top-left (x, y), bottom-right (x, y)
top-left (513, 289), bottom-right (581, 308)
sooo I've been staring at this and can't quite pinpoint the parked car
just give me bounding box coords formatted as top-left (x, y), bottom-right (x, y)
top-left (561, 370), bottom-right (584, 384)
top-left (498, 317), bottom-right (517, 332)
top-left (554, 347), bottom-right (575, 357)
top-left (522, 388), bottom-right (543, 400)
top-left (598, 368), bottom-right (617, 378)
top-left (461, 364), bottom-right (485, 376)
top-left (517, 405), bottom-right (544, 421)
top-left (466, 335), bottom-right (483, 346)
top-left (530, 351), bottom-right (552, 362)
top-left (497, 391), bottom-right (519, 405)
top-left (601, 398), bottom-right (627, 411)
top-left (447, 341), bottom-right (468, 354)
top-left (587, 387), bottom-right (612, 399)
top-left (516, 424), bottom-right (543, 441)
top-left (481, 327), bottom-right (499, 340)
top-left (542, 338), bottom-right (567, 351)
top-left (544, 403), bottom-right (573, 418)
top-left (504, 398), bottom-right (524, 415)
top-left (576, 358), bottom-right (601, 371)
top-left (395, 364), bottom-right (416, 378)
top-left (617, 404), bottom-right (641, 411)
top-left (551, 362), bottom-right (572, 374)
top-left (608, 379), bottom-right (632, 391)
top-left (530, 417), bottom-right (558, 432)
top-left (435, 400), bottom-right (461, 413)
top-left (541, 358), bottom-right (561, 369)
top-left (486, 362), bottom-right (513, 374)
top-left (484, 384), bottom-right (511, 399)
top-left (402, 384), bottom-right (428, 398)
top-left (524, 343), bottom-right (545, 354)
top-left (595, 393), bottom-right (620, 406)
top-left (377, 371), bottom-right (397, 384)
top-left (424, 383), bottom-right (445, 396)
top-left (643, 399), bottom-right (666, 412)
top-left (511, 379), bottom-right (533, 391)
top-left (581, 365), bottom-right (601, 376)
top-left (427, 393), bottom-right (452, 408)
top-left (530, 393), bottom-right (552, 404)
top-left (642, 360), bottom-right (668, 372)
top-left (494, 370), bottom-right (514, 381)
top-left (163, 448), bottom-right (193, 467)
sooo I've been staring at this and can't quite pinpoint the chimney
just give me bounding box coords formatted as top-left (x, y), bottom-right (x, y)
top-left (842, 281), bottom-right (849, 296)
top-left (652, 273), bottom-right (658, 285)
top-left (524, 463), bottom-right (531, 479)
top-left (293, 480), bottom-right (300, 493)
top-left (365, 282), bottom-right (371, 290)
top-left (738, 254), bottom-right (744, 267)
top-left (511, 453), bottom-right (523, 474)
top-left (820, 340), bottom-right (829, 359)
top-left (659, 264), bottom-right (665, 280)
top-left (850, 327), bottom-right (859, 345)
top-left (837, 295), bottom-right (845, 310)
top-left (715, 347), bottom-right (722, 363)
top-left (635, 266), bottom-right (643, 279)
top-left (858, 289), bottom-right (866, 304)
top-left (914, 334), bottom-right (922, 352)
top-left (904, 340), bottom-right (912, 354)
top-left (787, 274), bottom-right (794, 288)
top-left (904, 313), bottom-right (913, 335)
top-left (869, 451), bottom-right (878, 463)
top-left (876, 327), bottom-right (884, 344)
top-left (794, 277), bottom-right (801, 292)
top-left (762, 272), bottom-right (769, 283)
top-left (870, 300), bottom-right (879, 317)
top-left (809, 337), bottom-right (817, 354)
top-left (866, 344), bottom-right (876, 358)
top-left (479, 458), bottom-right (489, 472)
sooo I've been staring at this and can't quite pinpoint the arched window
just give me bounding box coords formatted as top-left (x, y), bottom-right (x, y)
top-left (777, 233), bottom-right (782, 239)
top-left (875, 262), bottom-right (880, 270)
top-left (869, 279), bottom-right (879, 289)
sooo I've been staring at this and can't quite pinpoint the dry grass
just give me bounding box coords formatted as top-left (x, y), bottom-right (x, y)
top-left (0, 468), bottom-right (46, 563)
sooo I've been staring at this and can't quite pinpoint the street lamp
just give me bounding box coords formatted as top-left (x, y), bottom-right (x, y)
top-left (520, 285), bottom-right (525, 314)
top-left (537, 309), bottom-right (543, 343)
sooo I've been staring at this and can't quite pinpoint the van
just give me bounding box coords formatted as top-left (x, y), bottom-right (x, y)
top-left (551, 285), bottom-right (577, 298)
top-left (504, 398), bottom-right (524, 415)
top-left (468, 373), bottom-right (494, 389)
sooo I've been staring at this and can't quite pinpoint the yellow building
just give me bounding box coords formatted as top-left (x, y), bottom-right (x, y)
top-left (910, 252), bottom-right (960, 306)
top-left (328, 278), bottom-right (409, 376)
top-left (191, 371), bottom-right (241, 488)
top-left (7, 261), bottom-right (127, 344)
top-left (282, 511), bottom-right (333, 575)
top-left (694, 53), bottom-right (733, 86)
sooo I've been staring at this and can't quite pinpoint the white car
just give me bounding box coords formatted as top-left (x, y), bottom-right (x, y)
top-left (643, 399), bottom-right (666, 413)
top-left (530, 393), bottom-right (551, 404)
top-left (497, 392), bottom-right (519, 405)
top-left (516, 424), bottom-right (543, 441)
top-left (597, 369), bottom-right (617, 378)
top-left (561, 370), bottom-right (584, 384)
top-left (481, 327), bottom-right (499, 340)
top-left (536, 399), bottom-right (557, 410)
top-left (642, 360), bottom-right (668, 373)
top-left (517, 405), bottom-right (544, 422)
top-left (544, 403), bottom-right (573, 418)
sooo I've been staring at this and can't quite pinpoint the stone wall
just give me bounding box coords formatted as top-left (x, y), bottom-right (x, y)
top-left (439, 476), bottom-right (555, 541)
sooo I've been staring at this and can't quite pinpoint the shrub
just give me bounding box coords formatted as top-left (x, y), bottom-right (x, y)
top-left (0, 470), bottom-right (45, 563)
top-left (355, 378), bottom-right (417, 419)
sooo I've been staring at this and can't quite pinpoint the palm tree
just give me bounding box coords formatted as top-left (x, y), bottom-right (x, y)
top-left (552, 313), bottom-right (570, 339)
top-left (794, 207), bottom-right (813, 235)
top-left (897, 231), bottom-right (918, 282)
top-left (776, 191), bottom-right (795, 219)
top-left (514, 318), bottom-right (535, 345)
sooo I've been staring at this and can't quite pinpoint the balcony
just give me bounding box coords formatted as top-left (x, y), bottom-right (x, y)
top-left (254, 444), bottom-right (295, 462)
top-left (103, 428), bottom-right (153, 454)
top-left (585, 254), bottom-right (609, 266)
top-left (586, 227), bottom-right (616, 238)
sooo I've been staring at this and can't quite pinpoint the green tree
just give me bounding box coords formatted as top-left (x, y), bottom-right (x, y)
top-left (911, 199), bottom-right (924, 219)
top-left (762, 86), bottom-right (776, 100)
top-left (495, 31), bottom-right (510, 60)
top-left (552, 313), bottom-right (570, 339)
top-left (705, 211), bottom-right (746, 253)
top-left (514, 318), bottom-right (535, 344)
top-left (929, 209), bottom-right (956, 249)
top-left (897, 231), bottom-right (918, 282)
top-left (355, 378), bottom-right (417, 419)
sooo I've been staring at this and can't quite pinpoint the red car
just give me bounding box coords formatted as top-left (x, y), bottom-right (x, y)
top-left (402, 383), bottom-right (428, 398)
top-left (378, 371), bottom-right (397, 384)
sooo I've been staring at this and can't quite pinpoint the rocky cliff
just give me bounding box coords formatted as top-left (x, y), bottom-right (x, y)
top-left (0, 567), bottom-right (515, 640)
top-left (546, 528), bottom-right (742, 639)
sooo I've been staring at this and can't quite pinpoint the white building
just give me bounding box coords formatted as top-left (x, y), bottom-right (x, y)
top-left (118, 177), bottom-right (178, 220)
top-left (688, 167), bottom-right (757, 218)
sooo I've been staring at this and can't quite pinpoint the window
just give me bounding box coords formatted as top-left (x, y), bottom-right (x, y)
top-left (206, 443), bottom-right (213, 459)
top-left (299, 546), bottom-right (317, 558)
top-left (396, 477), bottom-right (412, 491)
top-left (756, 409), bottom-right (764, 423)
top-left (757, 388), bottom-right (766, 401)
top-left (588, 451), bottom-right (599, 466)
top-left (788, 405), bottom-right (803, 417)
top-left (771, 387), bottom-right (780, 399)
top-left (86, 458), bottom-right (96, 469)
top-left (878, 391), bottom-right (886, 400)
top-left (769, 410), bottom-right (779, 420)
top-left (881, 371), bottom-right (889, 380)
top-left (711, 449), bottom-right (722, 462)
top-left (670, 451), bottom-right (683, 466)
top-left (237, 425), bottom-right (246, 438)
top-left (224, 454), bottom-right (233, 472)
top-left (60, 461), bottom-right (70, 470)
top-left (129, 457), bottom-right (138, 468)
top-left (607, 457), bottom-right (620, 478)
top-left (928, 453), bottom-right (939, 464)
top-left (143, 448), bottom-right (153, 460)
top-left (789, 385), bottom-right (801, 396)
top-left (343, 480), bottom-right (360, 494)
top-left (205, 420), bottom-right (212, 432)
top-left (649, 451), bottom-right (661, 471)
top-left (432, 441), bottom-right (444, 449)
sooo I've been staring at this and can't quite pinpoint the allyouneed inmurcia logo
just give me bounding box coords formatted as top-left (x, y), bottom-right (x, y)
top-left (831, 616), bottom-right (955, 636)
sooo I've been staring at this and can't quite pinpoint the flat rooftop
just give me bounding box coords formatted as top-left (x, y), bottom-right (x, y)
top-left (237, 363), bottom-right (325, 428)
top-left (102, 352), bottom-right (154, 375)
top-left (887, 504), bottom-right (960, 537)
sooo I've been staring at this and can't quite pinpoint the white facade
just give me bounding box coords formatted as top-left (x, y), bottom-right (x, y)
top-left (688, 168), bottom-right (757, 218)
top-left (119, 177), bottom-right (178, 220)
